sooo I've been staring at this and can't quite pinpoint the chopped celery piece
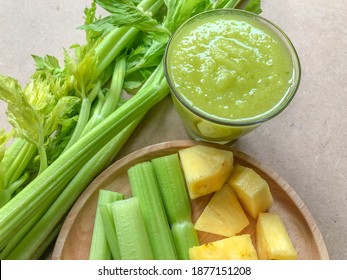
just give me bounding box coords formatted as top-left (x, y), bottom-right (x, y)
top-left (111, 197), bottom-right (153, 260)
top-left (152, 153), bottom-right (199, 260)
top-left (128, 161), bottom-right (177, 260)
top-left (99, 203), bottom-right (121, 260)
top-left (171, 221), bottom-right (199, 259)
top-left (89, 189), bottom-right (124, 260)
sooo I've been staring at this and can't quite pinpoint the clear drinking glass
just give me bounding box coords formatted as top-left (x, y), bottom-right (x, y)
top-left (164, 9), bottom-right (301, 144)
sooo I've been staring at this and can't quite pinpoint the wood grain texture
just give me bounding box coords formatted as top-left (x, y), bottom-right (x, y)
top-left (51, 140), bottom-right (329, 260)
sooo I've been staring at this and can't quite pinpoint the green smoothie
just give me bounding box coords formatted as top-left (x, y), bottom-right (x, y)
top-left (164, 9), bottom-right (300, 142)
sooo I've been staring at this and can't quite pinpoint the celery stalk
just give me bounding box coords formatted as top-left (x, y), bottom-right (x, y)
top-left (171, 221), bottom-right (199, 259)
top-left (82, 56), bottom-right (127, 135)
top-left (151, 153), bottom-right (199, 260)
top-left (1, 174), bottom-right (69, 259)
top-left (89, 189), bottom-right (124, 260)
top-left (62, 82), bottom-right (101, 152)
top-left (94, 0), bottom-right (164, 75)
top-left (111, 197), bottom-right (153, 260)
top-left (5, 141), bottom-right (36, 187)
top-left (128, 161), bottom-right (177, 260)
top-left (98, 203), bottom-right (121, 260)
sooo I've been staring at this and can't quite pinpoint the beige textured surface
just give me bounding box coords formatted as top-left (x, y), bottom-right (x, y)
top-left (0, 0), bottom-right (346, 260)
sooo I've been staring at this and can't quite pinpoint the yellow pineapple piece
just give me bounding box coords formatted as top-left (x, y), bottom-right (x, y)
top-left (228, 164), bottom-right (273, 219)
top-left (256, 212), bottom-right (297, 260)
top-left (194, 184), bottom-right (249, 236)
top-left (189, 234), bottom-right (258, 260)
top-left (178, 145), bottom-right (233, 199)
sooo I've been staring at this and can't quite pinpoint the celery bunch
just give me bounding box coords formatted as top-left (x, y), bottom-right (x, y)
top-left (0, 0), bottom-right (262, 259)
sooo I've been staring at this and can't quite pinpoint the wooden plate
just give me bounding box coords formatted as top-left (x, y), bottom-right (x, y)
top-left (51, 140), bottom-right (329, 260)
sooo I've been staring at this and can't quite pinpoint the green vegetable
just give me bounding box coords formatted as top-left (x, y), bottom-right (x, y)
top-left (89, 189), bottom-right (124, 260)
top-left (98, 204), bottom-right (121, 260)
top-left (152, 153), bottom-right (199, 260)
top-left (111, 197), bottom-right (154, 260)
top-left (128, 161), bottom-right (177, 259)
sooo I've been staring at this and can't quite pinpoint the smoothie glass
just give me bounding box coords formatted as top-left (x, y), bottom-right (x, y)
top-left (164, 9), bottom-right (301, 144)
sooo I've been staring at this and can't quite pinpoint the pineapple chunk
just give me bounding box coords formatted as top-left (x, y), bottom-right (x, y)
top-left (196, 120), bottom-right (233, 138)
top-left (194, 184), bottom-right (249, 236)
top-left (178, 145), bottom-right (233, 199)
top-left (256, 212), bottom-right (297, 260)
top-left (189, 234), bottom-right (258, 260)
top-left (228, 164), bottom-right (273, 218)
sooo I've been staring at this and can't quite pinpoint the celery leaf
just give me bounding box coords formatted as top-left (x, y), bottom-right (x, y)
top-left (0, 76), bottom-right (42, 147)
top-left (82, 0), bottom-right (170, 36)
top-left (244, 0), bottom-right (262, 14)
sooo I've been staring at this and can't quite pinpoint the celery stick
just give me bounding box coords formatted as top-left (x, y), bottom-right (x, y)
top-left (63, 83), bottom-right (101, 152)
top-left (89, 189), bottom-right (124, 260)
top-left (112, 197), bottom-right (153, 260)
top-left (128, 161), bottom-right (177, 260)
top-left (98, 202), bottom-right (122, 260)
top-left (5, 141), bottom-right (36, 186)
top-left (171, 221), bottom-right (199, 259)
top-left (2, 138), bottom-right (26, 178)
top-left (0, 172), bottom-right (29, 208)
top-left (151, 154), bottom-right (192, 224)
top-left (152, 153), bottom-right (199, 260)
top-left (1, 176), bottom-right (68, 259)
top-left (82, 57), bottom-right (126, 136)
top-left (94, 0), bottom-right (164, 75)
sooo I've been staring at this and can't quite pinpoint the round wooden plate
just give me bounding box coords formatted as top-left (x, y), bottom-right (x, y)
top-left (51, 140), bottom-right (329, 260)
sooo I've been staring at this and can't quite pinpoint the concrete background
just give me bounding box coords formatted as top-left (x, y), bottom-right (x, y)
top-left (1, 0), bottom-right (346, 259)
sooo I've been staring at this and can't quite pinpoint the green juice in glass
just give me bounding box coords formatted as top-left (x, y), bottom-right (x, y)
top-left (164, 9), bottom-right (301, 143)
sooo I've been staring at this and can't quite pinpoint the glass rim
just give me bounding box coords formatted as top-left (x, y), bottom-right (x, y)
top-left (163, 8), bottom-right (301, 127)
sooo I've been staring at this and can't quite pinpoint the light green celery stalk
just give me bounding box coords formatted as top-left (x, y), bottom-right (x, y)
top-left (3, 173), bottom-right (30, 201)
top-left (61, 78), bottom-right (101, 152)
top-left (92, 0), bottom-right (165, 75)
top-left (0, 130), bottom-right (9, 205)
top-left (4, 141), bottom-right (36, 185)
top-left (89, 190), bottom-right (124, 260)
top-left (128, 161), bottom-right (177, 260)
top-left (151, 153), bottom-right (199, 260)
top-left (112, 197), bottom-right (154, 260)
top-left (98, 203), bottom-right (121, 260)
top-left (0, 177), bottom-right (67, 259)
top-left (81, 56), bottom-right (127, 135)
top-left (211, 0), bottom-right (241, 9)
